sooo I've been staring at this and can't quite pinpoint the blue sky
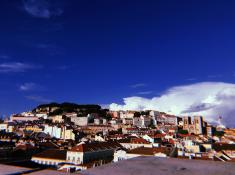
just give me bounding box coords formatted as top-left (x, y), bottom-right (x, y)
top-left (1, 0), bottom-right (235, 120)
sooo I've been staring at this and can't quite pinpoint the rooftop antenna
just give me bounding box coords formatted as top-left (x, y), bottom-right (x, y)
top-left (218, 116), bottom-right (222, 125)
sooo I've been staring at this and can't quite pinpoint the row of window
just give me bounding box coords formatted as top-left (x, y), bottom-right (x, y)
top-left (33, 159), bottom-right (59, 166)
top-left (67, 156), bottom-right (80, 163)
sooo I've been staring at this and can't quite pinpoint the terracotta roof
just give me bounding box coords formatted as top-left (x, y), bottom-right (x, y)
top-left (131, 138), bottom-right (150, 144)
top-left (38, 141), bottom-right (59, 149)
top-left (32, 149), bottom-right (67, 160)
top-left (127, 147), bottom-right (171, 156)
top-left (168, 139), bottom-right (175, 144)
top-left (213, 143), bottom-right (235, 151)
top-left (154, 134), bottom-right (166, 138)
top-left (70, 141), bottom-right (122, 153)
top-left (118, 138), bottom-right (131, 143)
top-left (15, 143), bottom-right (35, 151)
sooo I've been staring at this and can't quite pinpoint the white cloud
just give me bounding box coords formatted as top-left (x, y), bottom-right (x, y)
top-left (110, 82), bottom-right (235, 127)
top-left (0, 62), bottom-right (39, 73)
top-left (22, 0), bottom-right (63, 18)
top-left (19, 83), bottom-right (37, 91)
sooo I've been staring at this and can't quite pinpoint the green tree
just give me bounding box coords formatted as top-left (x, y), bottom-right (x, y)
top-left (178, 129), bottom-right (189, 135)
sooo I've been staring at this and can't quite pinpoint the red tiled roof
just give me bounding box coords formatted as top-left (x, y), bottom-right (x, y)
top-left (213, 143), bottom-right (235, 151)
top-left (15, 143), bottom-right (35, 151)
top-left (168, 139), bottom-right (175, 144)
top-left (32, 149), bottom-right (67, 160)
top-left (70, 141), bottom-right (122, 153)
top-left (154, 134), bottom-right (166, 138)
top-left (127, 147), bottom-right (171, 156)
top-left (131, 138), bottom-right (150, 144)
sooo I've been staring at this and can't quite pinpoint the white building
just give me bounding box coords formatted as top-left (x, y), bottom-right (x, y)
top-left (66, 142), bottom-right (122, 165)
top-left (149, 111), bottom-right (160, 117)
top-left (133, 116), bottom-right (151, 128)
top-left (10, 115), bottom-right (39, 122)
top-left (114, 147), bottom-right (169, 162)
top-left (44, 124), bottom-right (62, 139)
top-left (120, 111), bottom-right (135, 119)
top-left (31, 149), bottom-right (67, 166)
top-left (70, 116), bottom-right (88, 126)
top-left (94, 118), bottom-right (101, 125)
top-left (35, 113), bottom-right (48, 119)
top-left (0, 122), bottom-right (15, 132)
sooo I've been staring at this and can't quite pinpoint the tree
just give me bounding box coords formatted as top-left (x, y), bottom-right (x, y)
top-left (134, 112), bottom-right (141, 117)
top-left (178, 129), bottom-right (189, 135)
top-left (214, 131), bottom-right (224, 137)
top-left (104, 114), bottom-right (112, 121)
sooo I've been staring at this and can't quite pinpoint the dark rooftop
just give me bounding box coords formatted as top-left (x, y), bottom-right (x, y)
top-left (127, 147), bottom-right (171, 156)
top-left (213, 143), bottom-right (235, 151)
top-left (70, 141), bottom-right (122, 152)
top-left (32, 149), bottom-right (67, 160)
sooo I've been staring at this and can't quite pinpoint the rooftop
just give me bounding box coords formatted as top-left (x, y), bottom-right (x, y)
top-left (81, 156), bottom-right (235, 175)
top-left (70, 141), bottom-right (122, 152)
top-left (127, 147), bottom-right (171, 156)
top-left (32, 149), bottom-right (67, 160)
top-left (0, 164), bottom-right (31, 175)
top-left (0, 164), bottom-right (68, 175)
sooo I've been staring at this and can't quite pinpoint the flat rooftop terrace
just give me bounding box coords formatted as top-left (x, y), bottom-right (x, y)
top-left (1, 157), bottom-right (235, 175)
top-left (81, 157), bottom-right (235, 175)
top-left (0, 164), bottom-right (31, 175)
top-left (0, 164), bottom-right (67, 175)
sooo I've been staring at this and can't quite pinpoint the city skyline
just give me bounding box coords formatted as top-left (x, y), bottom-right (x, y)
top-left (1, 1), bottom-right (235, 126)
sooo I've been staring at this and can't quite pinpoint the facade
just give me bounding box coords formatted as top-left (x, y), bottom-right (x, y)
top-left (133, 116), bottom-right (151, 128)
top-left (0, 123), bottom-right (14, 132)
top-left (44, 125), bottom-right (75, 140)
top-left (183, 116), bottom-right (205, 135)
top-left (94, 118), bottom-right (101, 125)
top-left (122, 118), bottom-right (133, 125)
top-left (183, 116), bottom-right (192, 130)
top-left (66, 142), bottom-right (122, 165)
top-left (51, 115), bottom-right (64, 123)
top-left (31, 149), bottom-right (67, 166)
top-left (114, 147), bottom-right (170, 162)
top-left (149, 111), bottom-right (160, 117)
top-left (44, 124), bottom-right (62, 139)
top-left (206, 125), bottom-right (215, 137)
top-left (157, 114), bottom-right (178, 125)
top-left (10, 115), bottom-right (39, 122)
top-left (61, 127), bottom-right (75, 140)
top-left (109, 111), bottom-right (120, 118)
top-left (35, 113), bottom-right (48, 119)
top-left (25, 125), bottom-right (43, 133)
top-left (194, 116), bottom-right (204, 135)
top-left (120, 111), bottom-right (135, 119)
top-left (119, 138), bottom-right (153, 150)
top-left (71, 116), bottom-right (88, 126)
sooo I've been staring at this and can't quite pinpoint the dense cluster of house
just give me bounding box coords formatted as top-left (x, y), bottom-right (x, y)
top-left (0, 103), bottom-right (234, 173)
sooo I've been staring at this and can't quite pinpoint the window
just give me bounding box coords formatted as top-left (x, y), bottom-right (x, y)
top-left (118, 157), bottom-right (124, 161)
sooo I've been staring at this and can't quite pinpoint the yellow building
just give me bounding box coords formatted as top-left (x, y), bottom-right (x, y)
top-left (61, 127), bottom-right (75, 140)
top-left (25, 125), bottom-right (43, 133)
